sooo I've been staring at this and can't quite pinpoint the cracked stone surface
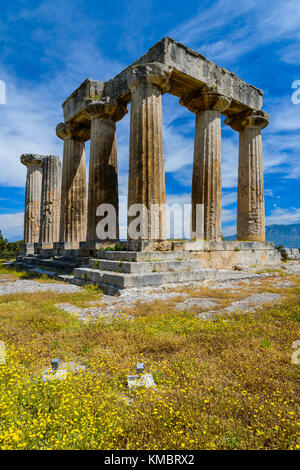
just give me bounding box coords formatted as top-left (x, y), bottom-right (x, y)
top-left (56, 289), bottom-right (282, 324)
top-left (282, 263), bottom-right (300, 274)
top-left (175, 297), bottom-right (219, 311)
top-left (207, 280), bottom-right (249, 290)
top-left (56, 288), bottom-right (188, 323)
top-left (0, 280), bottom-right (82, 295)
top-left (223, 293), bottom-right (282, 313)
top-left (56, 303), bottom-right (134, 324)
top-left (104, 288), bottom-right (187, 306)
top-left (200, 293), bottom-right (282, 320)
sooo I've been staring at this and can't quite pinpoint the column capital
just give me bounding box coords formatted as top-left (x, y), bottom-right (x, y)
top-left (127, 62), bottom-right (173, 93)
top-left (83, 98), bottom-right (127, 123)
top-left (20, 153), bottom-right (44, 167)
top-left (224, 109), bottom-right (270, 132)
top-left (56, 122), bottom-right (90, 141)
top-left (180, 86), bottom-right (231, 113)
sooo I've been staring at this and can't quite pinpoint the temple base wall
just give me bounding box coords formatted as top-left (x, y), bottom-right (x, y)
top-left (16, 241), bottom-right (280, 295)
top-left (19, 243), bottom-right (35, 256)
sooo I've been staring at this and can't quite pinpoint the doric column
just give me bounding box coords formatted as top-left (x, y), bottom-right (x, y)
top-left (84, 98), bottom-right (127, 244)
top-left (180, 87), bottom-right (231, 240)
top-left (20, 154), bottom-right (44, 244)
top-left (56, 123), bottom-right (89, 247)
top-left (39, 155), bottom-right (62, 244)
top-left (225, 110), bottom-right (269, 241)
top-left (127, 63), bottom-right (172, 241)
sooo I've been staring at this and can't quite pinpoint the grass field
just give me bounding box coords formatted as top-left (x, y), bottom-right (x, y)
top-left (0, 262), bottom-right (299, 450)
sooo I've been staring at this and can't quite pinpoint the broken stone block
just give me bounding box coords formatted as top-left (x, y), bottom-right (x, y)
top-left (233, 264), bottom-right (245, 271)
top-left (281, 248), bottom-right (300, 260)
top-left (127, 373), bottom-right (156, 390)
top-left (42, 368), bottom-right (68, 382)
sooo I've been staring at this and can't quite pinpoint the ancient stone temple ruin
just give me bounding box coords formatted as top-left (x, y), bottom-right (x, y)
top-left (18, 38), bottom-right (279, 293)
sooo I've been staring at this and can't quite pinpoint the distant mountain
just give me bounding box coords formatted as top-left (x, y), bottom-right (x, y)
top-left (266, 224), bottom-right (300, 248)
top-left (226, 224), bottom-right (300, 248)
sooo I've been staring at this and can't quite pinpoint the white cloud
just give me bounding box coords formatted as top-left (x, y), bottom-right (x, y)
top-left (169, 0), bottom-right (253, 49)
top-left (222, 224), bottom-right (236, 237)
top-left (279, 43), bottom-right (300, 65)
top-left (222, 191), bottom-right (237, 207)
top-left (169, 0), bottom-right (300, 66)
top-left (221, 133), bottom-right (239, 188)
top-left (266, 206), bottom-right (300, 225)
top-left (0, 72), bottom-right (63, 187)
top-left (164, 126), bottom-right (194, 174)
top-left (0, 212), bottom-right (23, 239)
top-left (222, 208), bottom-right (236, 223)
top-left (269, 101), bottom-right (300, 132)
top-left (0, 1), bottom-right (125, 188)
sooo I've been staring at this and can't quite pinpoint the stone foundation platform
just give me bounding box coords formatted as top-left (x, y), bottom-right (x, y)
top-left (16, 241), bottom-right (280, 295)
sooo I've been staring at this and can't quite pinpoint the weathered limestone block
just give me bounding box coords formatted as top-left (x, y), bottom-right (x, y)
top-left (62, 39), bottom-right (263, 126)
top-left (127, 63), bottom-right (172, 240)
top-left (56, 123), bottom-right (89, 246)
top-left (21, 154), bottom-right (44, 244)
top-left (225, 110), bottom-right (269, 241)
top-left (63, 78), bottom-right (104, 124)
top-left (83, 98), bottom-right (127, 243)
top-left (39, 155), bottom-right (62, 244)
top-left (281, 248), bottom-right (300, 260)
top-left (180, 87), bottom-right (231, 240)
top-left (133, 38), bottom-right (263, 111)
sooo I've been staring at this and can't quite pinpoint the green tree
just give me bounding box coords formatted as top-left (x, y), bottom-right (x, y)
top-left (0, 230), bottom-right (22, 259)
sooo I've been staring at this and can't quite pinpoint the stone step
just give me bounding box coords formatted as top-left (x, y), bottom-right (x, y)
top-left (74, 267), bottom-right (231, 289)
top-left (13, 259), bottom-right (264, 296)
top-left (89, 258), bottom-right (202, 273)
top-left (18, 256), bottom-right (88, 273)
top-left (96, 250), bottom-right (192, 262)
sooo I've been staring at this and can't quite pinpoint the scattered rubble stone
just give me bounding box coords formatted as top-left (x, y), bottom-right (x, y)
top-left (127, 373), bottom-right (156, 389)
top-left (280, 248), bottom-right (300, 261)
top-left (282, 263), bottom-right (300, 274)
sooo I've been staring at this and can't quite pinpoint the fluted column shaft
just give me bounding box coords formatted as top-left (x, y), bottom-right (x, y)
top-left (238, 128), bottom-right (264, 241)
top-left (84, 99), bottom-right (127, 243)
top-left (21, 154), bottom-right (44, 243)
top-left (181, 88), bottom-right (231, 240)
top-left (39, 155), bottom-right (62, 244)
top-left (56, 123), bottom-right (88, 245)
top-left (127, 63), bottom-right (172, 240)
top-left (193, 110), bottom-right (222, 240)
top-left (225, 110), bottom-right (270, 241)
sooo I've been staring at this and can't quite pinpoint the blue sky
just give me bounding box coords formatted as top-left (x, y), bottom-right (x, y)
top-left (0, 0), bottom-right (300, 240)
